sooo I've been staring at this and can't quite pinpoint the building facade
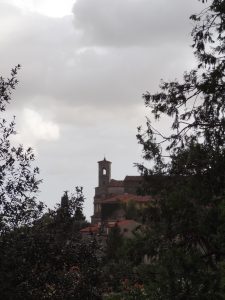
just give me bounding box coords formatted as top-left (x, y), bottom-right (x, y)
top-left (91, 158), bottom-right (149, 224)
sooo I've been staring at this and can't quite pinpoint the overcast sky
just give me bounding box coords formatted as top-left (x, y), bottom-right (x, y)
top-left (0, 0), bottom-right (204, 219)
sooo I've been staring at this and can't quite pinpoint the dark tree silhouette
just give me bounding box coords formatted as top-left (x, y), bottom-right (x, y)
top-left (0, 66), bottom-right (43, 234)
top-left (135, 1), bottom-right (225, 298)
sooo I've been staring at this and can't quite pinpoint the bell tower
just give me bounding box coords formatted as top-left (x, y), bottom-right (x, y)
top-left (98, 157), bottom-right (111, 187)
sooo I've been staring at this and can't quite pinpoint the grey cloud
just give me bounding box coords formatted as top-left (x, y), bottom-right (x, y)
top-left (0, 0), bottom-right (206, 218)
top-left (0, 2), bottom-right (21, 17)
top-left (73, 0), bottom-right (203, 47)
top-left (11, 43), bottom-right (194, 121)
top-left (1, 1), bottom-right (199, 122)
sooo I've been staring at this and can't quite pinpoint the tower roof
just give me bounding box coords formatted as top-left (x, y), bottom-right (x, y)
top-left (98, 157), bottom-right (111, 163)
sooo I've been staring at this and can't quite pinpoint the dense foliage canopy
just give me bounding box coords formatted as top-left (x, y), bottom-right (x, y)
top-left (134, 0), bottom-right (225, 298)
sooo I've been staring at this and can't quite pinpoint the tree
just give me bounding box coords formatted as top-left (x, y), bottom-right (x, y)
top-left (0, 188), bottom-right (102, 299)
top-left (71, 187), bottom-right (86, 222)
top-left (0, 66), bottom-right (44, 234)
top-left (55, 187), bottom-right (86, 233)
top-left (136, 0), bottom-right (225, 298)
top-left (106, 224), bottom-right (123, 261)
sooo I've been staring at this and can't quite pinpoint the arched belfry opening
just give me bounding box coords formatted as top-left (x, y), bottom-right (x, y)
top-left (98, 157), bottom-right (111, 187)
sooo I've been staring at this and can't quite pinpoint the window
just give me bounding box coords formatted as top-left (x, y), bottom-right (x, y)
top-left (103, 168), bottom-right (107, 175)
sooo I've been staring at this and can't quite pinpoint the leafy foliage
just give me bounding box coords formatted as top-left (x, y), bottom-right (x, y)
top-left (0, 188), bottom-right (102, 299)
top-left (56, 188), bottom-right (86, 225)
top-left (0, 66), bottom-right (44, 233)
top-left (135, 0), bottom-right (225, 298)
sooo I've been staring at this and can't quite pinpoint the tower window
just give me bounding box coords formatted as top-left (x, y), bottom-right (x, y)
top-left (102, 168), bottom-right (107, 175)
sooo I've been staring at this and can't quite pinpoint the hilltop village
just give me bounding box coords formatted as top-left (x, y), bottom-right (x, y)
top-left (80, 158), bottom-right (152, 236)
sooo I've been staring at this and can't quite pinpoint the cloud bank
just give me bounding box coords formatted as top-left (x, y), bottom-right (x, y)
top-left (0, 0), bottom-right (205, 218)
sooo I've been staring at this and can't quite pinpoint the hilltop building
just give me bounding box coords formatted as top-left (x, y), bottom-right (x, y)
top-left (78, 158), bottom-right (151, 237)
top-left (91, 158), bottom-right (150, 224)
top-left (80, 158), bottom-right (153, 237)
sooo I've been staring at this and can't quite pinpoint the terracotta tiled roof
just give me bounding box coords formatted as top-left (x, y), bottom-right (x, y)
top-left (108, 179), bottom-right (124, 187)
top-left (117, 219), bottom-right (138, 226)
top-left (103, 193), bottom-right (152, 204)
top-left (80, 225), bottom-right (99, 233)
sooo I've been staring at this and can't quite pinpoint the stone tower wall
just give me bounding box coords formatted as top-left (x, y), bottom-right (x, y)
top-left (98, 159), bottom-right (111, 187)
